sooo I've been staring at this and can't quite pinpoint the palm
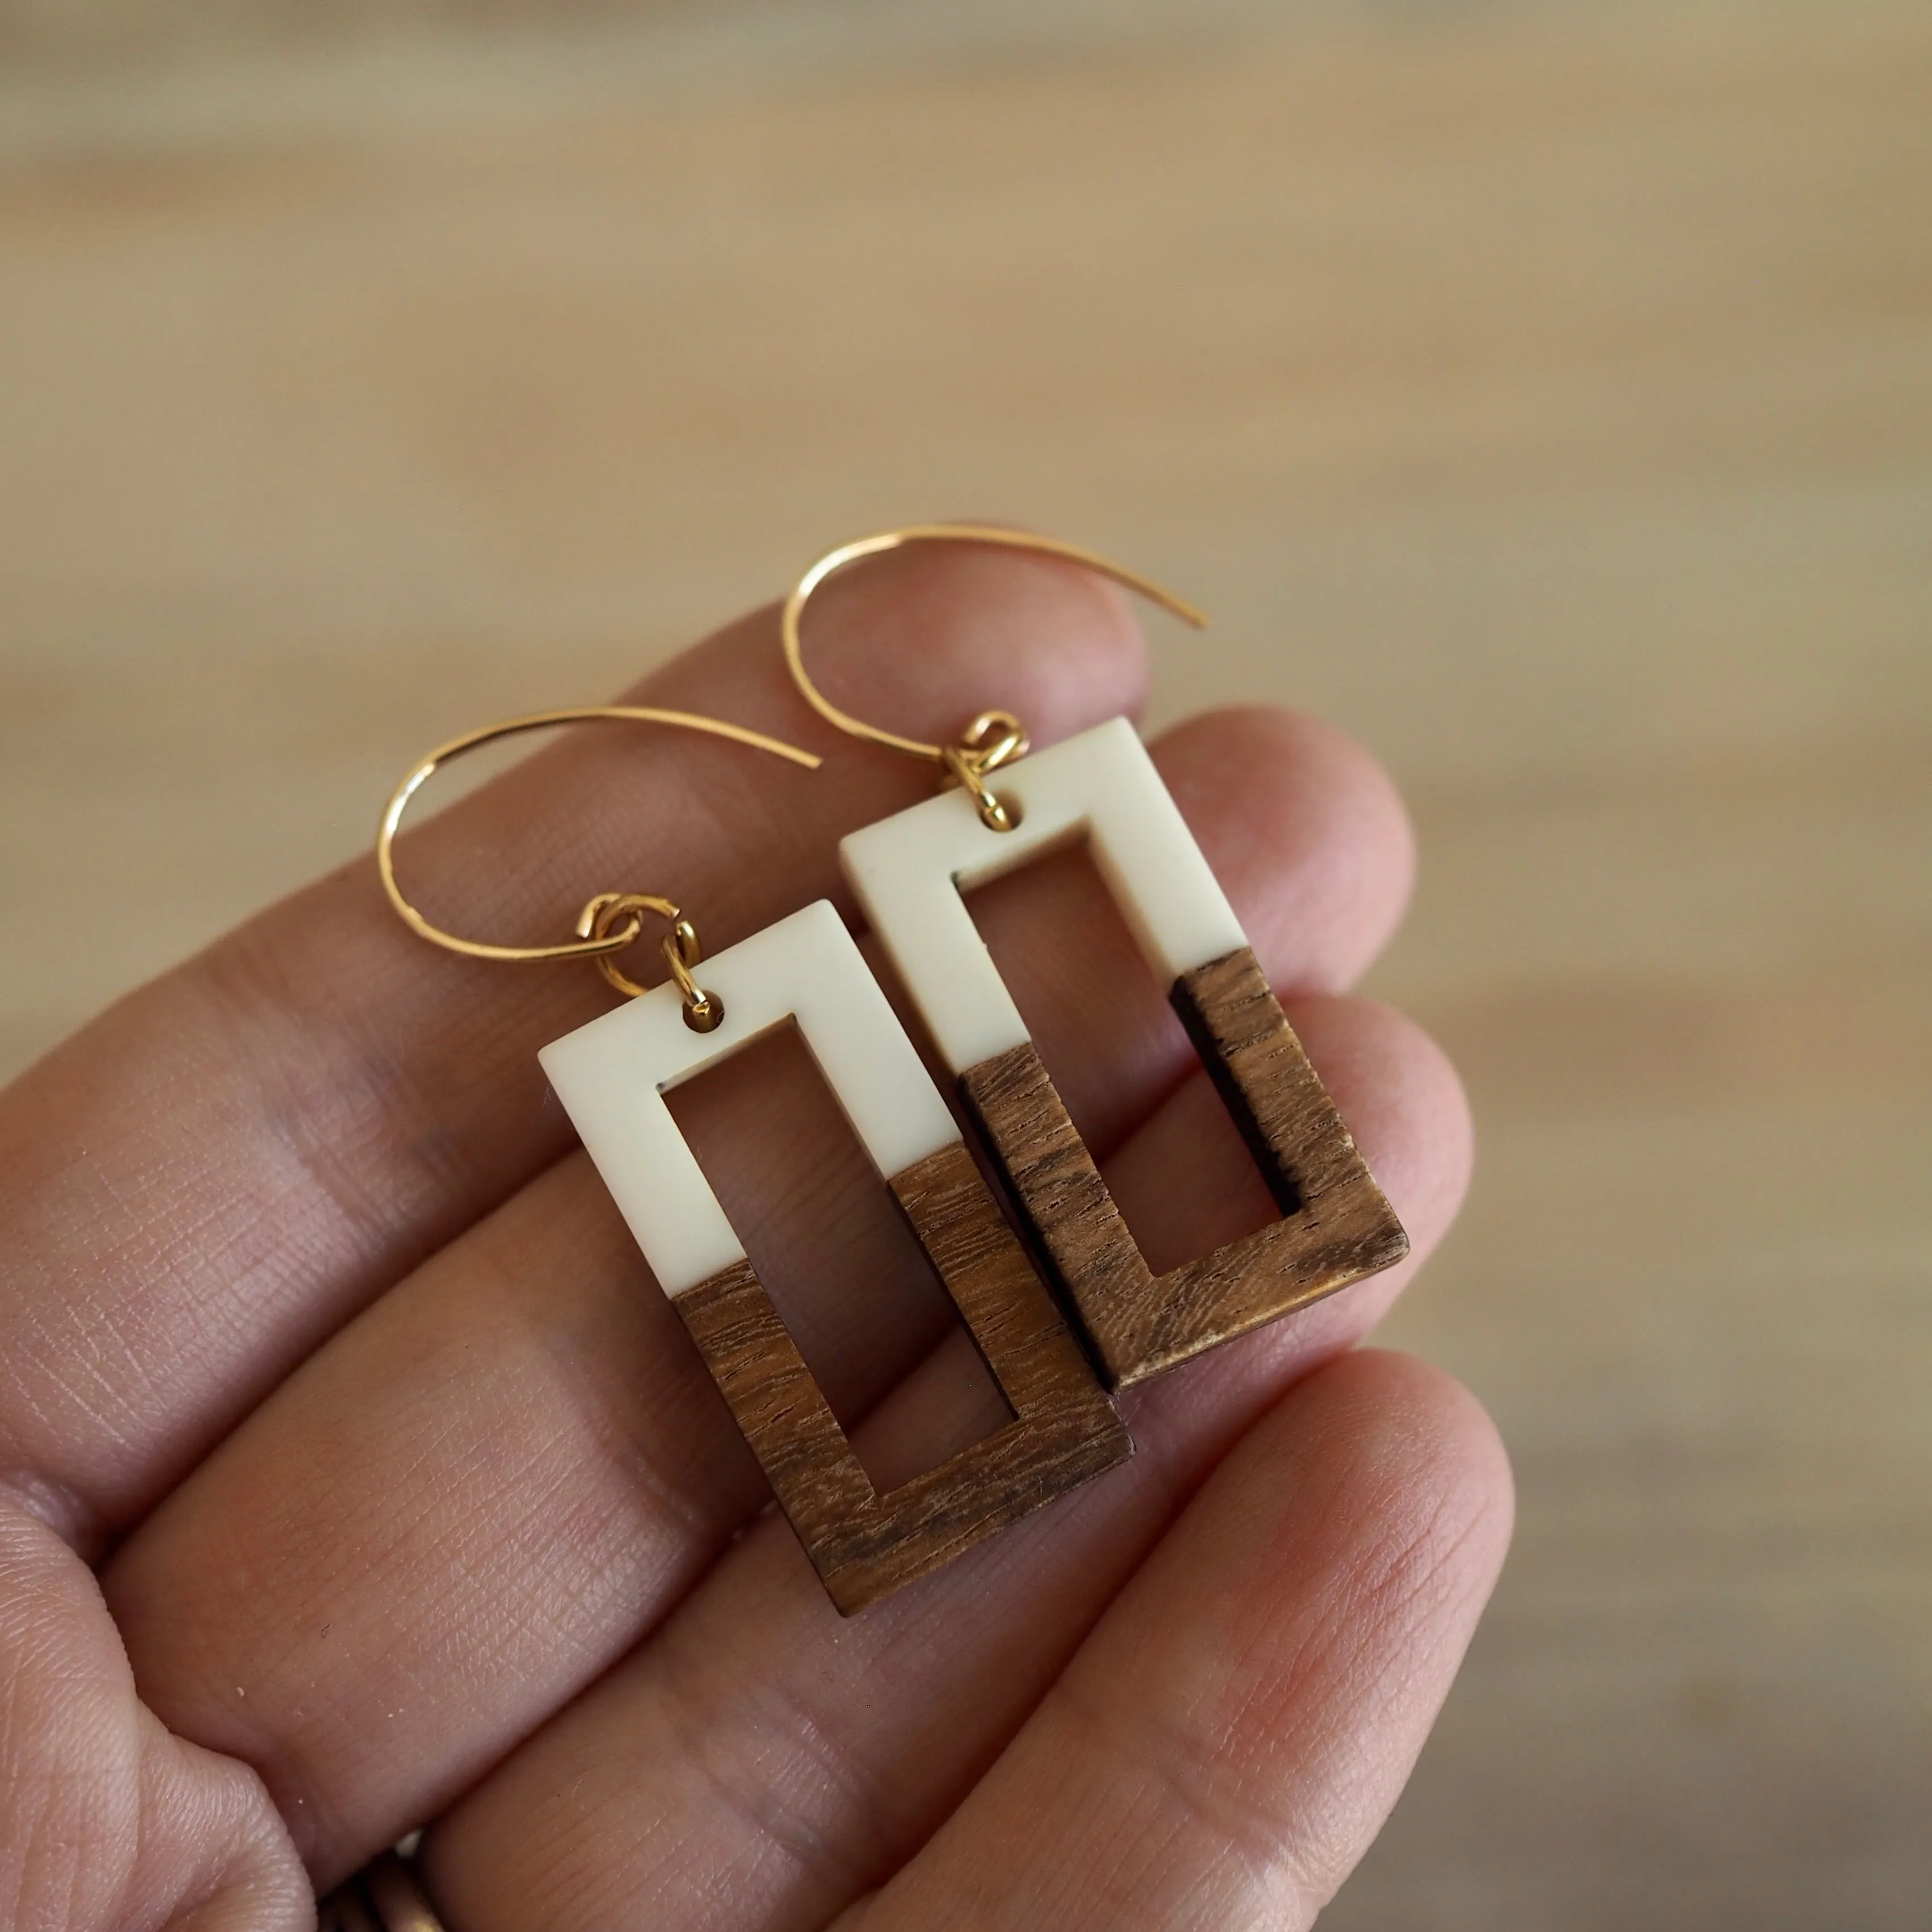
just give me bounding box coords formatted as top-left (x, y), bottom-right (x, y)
top-left (0, 547), bottom-right (1507, 1931)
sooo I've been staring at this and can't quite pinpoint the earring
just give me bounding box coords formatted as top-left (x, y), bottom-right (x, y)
top-left (785, 527), bottom-right (1410, 1390)
top-left (378, 705), bottom-right (1130, 1614)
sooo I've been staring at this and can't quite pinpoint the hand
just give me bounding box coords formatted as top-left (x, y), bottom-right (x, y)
top-left (0, 545), bottom-right (1508, 1932)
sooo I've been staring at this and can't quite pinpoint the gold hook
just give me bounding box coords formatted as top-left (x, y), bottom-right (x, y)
top-left (779, 522), bottom-right (1207, 830)
top-left (377, 705), bottom-right (819, 1021)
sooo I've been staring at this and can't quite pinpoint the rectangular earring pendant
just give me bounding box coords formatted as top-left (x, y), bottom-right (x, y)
top-left (841, 716), bottom-right (1409, 1390)
top-left (538, 899), bottom-right (1131, 1614)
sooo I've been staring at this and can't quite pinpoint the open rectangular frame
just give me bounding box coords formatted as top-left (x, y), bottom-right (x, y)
top-left (841, 717), bottom-right (1410, 1389)
top-left (539, 899), bottom-right (1131, 1613)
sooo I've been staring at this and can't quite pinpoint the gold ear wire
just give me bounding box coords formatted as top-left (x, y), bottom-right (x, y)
top-left (376, 705), bottom-right (820, 1022)
top-left (779, 522), bottom-right (1206, 829)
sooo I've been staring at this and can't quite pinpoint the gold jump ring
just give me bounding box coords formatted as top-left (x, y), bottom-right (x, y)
top-left (577, 892), bottom-right (723, 1030)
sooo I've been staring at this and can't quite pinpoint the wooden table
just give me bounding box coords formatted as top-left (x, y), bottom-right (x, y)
top-left (3, 2), bottom-right (1927, 1922)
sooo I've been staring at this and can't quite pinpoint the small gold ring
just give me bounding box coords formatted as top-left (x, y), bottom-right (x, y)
top-left (959, 709), bottom-right (1030, 773)
top-left (577, 894), bottom-right (722, 1028)
top-left (939, 708), bottom-right (1032, 829)
top-left (577, 890), bottom-right (679, 1000)
top-left (659, 921), bottom-right (725, 1032)
top-left (940, 743), bottom-right (1019, 833)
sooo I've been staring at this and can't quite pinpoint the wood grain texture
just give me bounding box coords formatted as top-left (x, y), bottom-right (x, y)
top-left (3, 2), bottom-right (1928, 1917)
top-left (962, 945), bottom-right (1407, 1387)
top-left (676, 1140), bottom-right (1130, 1615)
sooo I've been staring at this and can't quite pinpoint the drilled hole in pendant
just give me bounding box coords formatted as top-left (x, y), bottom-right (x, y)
top-left (683, 992), bottom-right (725, 1033)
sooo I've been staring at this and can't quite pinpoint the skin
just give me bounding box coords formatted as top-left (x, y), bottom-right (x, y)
top-left (0, 546), bottom-right (1510, 1932)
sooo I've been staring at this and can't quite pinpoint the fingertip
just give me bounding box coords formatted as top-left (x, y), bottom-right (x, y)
top-left (1153, 705), bottom-right (1415, 993)
top-left (1210, 1347), bottom-right (1514, 1743)
top-left (918, 1345), bottom-right (1513, 1929)
top-left (1207, 1349), bottom-right (1513, 1884)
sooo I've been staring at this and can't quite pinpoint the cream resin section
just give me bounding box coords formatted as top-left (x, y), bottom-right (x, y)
top-left (839, 716), bottom-right (1249, 1073)
top-left (538, 898), bottom-right (961, 1297)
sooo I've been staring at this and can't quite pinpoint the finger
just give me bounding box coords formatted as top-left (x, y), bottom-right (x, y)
top-left (102, 713), bottom-right (1421, 1883)
top-left (839, 1349), bottom-right (1512, 1932)
top-left (975, 704), bottom-right (1412, 1153)
top-left (0, 545), bottom-right (1148, 1552)
top-left (0, 1489), bottom-right (311, 1932)
top-left (413, 995), bottom-right (1473, 1932)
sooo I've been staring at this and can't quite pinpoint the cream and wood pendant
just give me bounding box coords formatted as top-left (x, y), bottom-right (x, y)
top-left (539, 898), bottom-right (1132, 1613)
top-left (841, 716), bottom-right (1410, 1389)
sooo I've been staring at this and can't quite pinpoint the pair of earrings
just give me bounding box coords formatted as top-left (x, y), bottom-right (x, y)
top-left (379, 525), bottom-right (1407, 1614)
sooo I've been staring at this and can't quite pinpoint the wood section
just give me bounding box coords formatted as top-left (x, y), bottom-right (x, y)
top-left (674, 1140), bottom-right (1130, 1614)
top-left (962, 945), bottom-right (1408, 1387)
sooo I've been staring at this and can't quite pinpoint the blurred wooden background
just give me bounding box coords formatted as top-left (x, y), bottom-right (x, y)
top-left (3, 1), bottom-right (1928, 1924)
